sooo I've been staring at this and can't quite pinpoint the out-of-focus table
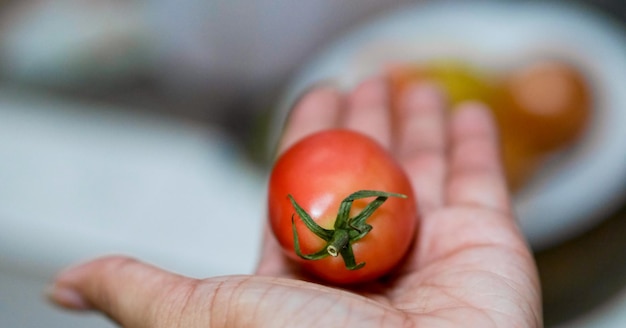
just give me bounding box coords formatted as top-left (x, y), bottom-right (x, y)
top-left (536, 201), bottom-right (626, 327)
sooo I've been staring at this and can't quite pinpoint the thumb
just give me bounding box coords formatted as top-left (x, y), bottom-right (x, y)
top-left (47, 255), bottom-right (198, 327)
top-left (47, 255), bottom-right (375, 327)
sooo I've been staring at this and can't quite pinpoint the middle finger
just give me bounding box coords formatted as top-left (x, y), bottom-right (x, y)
top-left (394, 83), bottom-right (448, 216)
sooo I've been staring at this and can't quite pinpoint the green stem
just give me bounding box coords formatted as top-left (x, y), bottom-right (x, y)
top-left (326, 229), bottom-right (350, 257)
top-left (287, 190), bottom-right (407, 271)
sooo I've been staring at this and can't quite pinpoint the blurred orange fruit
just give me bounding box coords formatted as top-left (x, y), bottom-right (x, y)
top-left (493, 60), bottom-right (591, 153)
top-left (388, 59), bottom-right (591, 192)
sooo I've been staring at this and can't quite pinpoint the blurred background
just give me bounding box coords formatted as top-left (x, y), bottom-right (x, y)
top-left (0, 0), bottom-right (625, 327)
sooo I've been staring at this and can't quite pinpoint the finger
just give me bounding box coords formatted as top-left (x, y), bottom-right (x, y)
top-left (277, 85), bottom-right (343, 155)
top-left (394, 83), bottom-right (448, 215)
top-left (255, 227), bottom-right (298, 277)
top-left (48, 256), bottom-right (189, 328)
top-left (343, 76), bottom-right (392, 148)
top-left (446, 102), bottom-right (511, 212)
top-left (49, 256), bottom-right (397, 327)
top-left (260, 86), bottom-right (343, 276)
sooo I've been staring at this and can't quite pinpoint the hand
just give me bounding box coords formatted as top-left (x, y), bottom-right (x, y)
top-left (48, 77), bottom-right (542, 327)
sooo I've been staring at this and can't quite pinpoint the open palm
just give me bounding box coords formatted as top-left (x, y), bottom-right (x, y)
top-left (49, 78), bottom-right (542, 327)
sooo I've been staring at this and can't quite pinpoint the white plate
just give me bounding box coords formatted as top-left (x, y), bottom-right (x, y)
top-left (275, 1), bottom-right (626, 250)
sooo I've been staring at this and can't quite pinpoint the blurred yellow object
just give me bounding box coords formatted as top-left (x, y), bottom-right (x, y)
top-left (388, 60), bottom-right (494, 106)
top-left (389, 59), bottom-right (592, 191)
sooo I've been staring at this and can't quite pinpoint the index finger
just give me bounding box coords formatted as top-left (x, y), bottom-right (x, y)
top-left (258, 85), bottom-right (343, 276)
top-left (276, 86), bottom-right (344, 155)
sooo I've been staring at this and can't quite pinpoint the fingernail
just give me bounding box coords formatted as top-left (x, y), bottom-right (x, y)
top-left (455, 101), bottom-right (492, 121)
top-left (46, 284), bottom-right (91, 310)
top-left (401, 82), bottom-right (446, 112)
top-left (451, 101), bottom-right (496, 136)
top-left (408, 82), bottom-right (444, 101)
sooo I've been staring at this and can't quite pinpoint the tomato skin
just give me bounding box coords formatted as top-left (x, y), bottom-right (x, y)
top-left (268, 129), bottom-right (418, 284)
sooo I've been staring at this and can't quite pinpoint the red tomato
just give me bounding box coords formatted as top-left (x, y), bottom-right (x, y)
top-left (268, 129), bottom-right (418, 284)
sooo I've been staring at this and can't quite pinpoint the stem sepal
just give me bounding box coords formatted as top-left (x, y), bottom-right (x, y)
top-left (289, 190), bottom-right (407, 270)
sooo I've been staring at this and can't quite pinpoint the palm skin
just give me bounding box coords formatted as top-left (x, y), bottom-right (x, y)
top-left (48, 78), bottom-right (542, 327)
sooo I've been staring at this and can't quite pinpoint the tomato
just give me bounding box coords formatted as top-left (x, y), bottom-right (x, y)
top-left (268, 130), bottom-right (418, 284)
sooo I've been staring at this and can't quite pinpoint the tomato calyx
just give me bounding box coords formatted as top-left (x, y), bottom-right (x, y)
top-left (289, 190), bottom-right (407, 270)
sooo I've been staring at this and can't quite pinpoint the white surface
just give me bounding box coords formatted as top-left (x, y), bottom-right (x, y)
top-left (0, 88), bottom-right (264, 326)
top-left (276, 1), bottom-right (626, 251)
top-left (0, 270), bottom-right (115, 328)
